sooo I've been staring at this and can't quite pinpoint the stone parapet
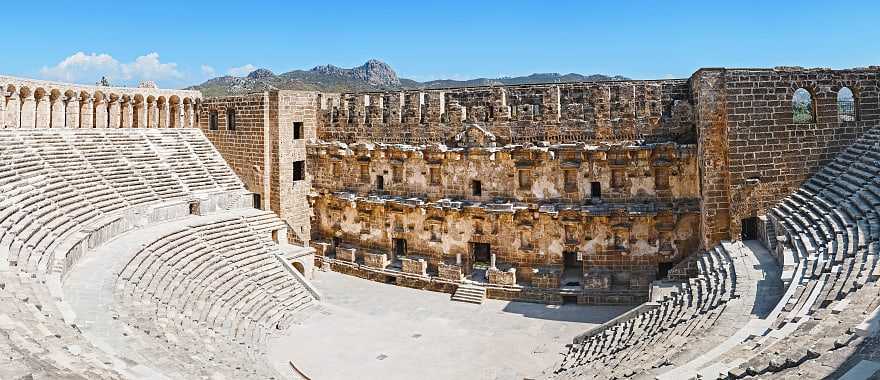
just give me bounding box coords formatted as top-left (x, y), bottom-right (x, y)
top-left (400, 257), bottom-right (428, 276)
top-left (363, 252), bottom-right (388, 269)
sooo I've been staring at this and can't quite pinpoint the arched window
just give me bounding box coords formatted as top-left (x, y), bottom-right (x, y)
top-left (837, 87), bottom-right (857, 122)
top-left (792, 88), bottom-right (814, 124)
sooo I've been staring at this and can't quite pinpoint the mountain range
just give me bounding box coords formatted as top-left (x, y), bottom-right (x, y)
top-left (187, 59), bottom-right (629, 96)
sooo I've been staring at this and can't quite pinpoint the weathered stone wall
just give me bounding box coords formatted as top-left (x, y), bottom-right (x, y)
top-left (317, 80), bottom-right (694, 145)
top-left (197, 90), bottom-right (316, 246)
top-left (311, 194), bottom-right (700, 291)
top-left (270, 91), bottom-right (319, 245)
top-left (308, 141), bottom-right (700, 204)
top-left (693, 67), bottom-right (880, 244)
top-left (199, 93), bottom-right (269, 198)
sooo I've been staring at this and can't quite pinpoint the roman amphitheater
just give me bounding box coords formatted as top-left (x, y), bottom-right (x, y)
top-left (1, 66), bottom-right (880, 380)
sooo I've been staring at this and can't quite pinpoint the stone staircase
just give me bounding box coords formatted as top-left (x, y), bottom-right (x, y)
top-left (451, 283), bottom-right (486, 304)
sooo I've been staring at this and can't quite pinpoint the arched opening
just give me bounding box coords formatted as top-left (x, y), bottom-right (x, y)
top-left (292, 262), bottom-right (305, 275)
top-left (792, 88), bottom-right (815, 124)
top-left (837, 87), bottom-right (857, 122)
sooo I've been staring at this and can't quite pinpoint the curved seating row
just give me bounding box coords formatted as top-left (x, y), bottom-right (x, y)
top-left (0, 129), bottom-right (313, 379)
top-left (552, 243), bottom-right (754, 379)
top-left (550, 126), bottom-right (880, 379)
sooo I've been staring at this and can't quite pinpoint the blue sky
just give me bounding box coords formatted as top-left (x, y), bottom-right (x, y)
top-left (5, 0), bottom-right (879, 88)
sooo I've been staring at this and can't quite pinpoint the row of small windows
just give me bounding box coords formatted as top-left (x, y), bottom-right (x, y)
top-left (207, 109), bottom-right (306, 139)
top-left (792, 86), bottom-right (857, 124)
top-left (208, 109), bottom-right (235, 130)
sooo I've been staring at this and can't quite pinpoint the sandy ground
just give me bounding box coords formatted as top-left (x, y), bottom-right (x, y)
top-left (268, 271), bottom-right (631, 380)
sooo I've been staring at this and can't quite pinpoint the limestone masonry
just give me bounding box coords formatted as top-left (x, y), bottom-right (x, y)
top-left (3, 65), bottom-right (880, 379)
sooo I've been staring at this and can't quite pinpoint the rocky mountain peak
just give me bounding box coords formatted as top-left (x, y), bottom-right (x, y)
top-left (247, 68), bottom-right (275, 80)
top-left (309, 59), bottom-right (400, 87)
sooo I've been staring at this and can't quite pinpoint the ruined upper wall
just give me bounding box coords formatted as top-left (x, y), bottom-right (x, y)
top-left (309, 139), bottom-right (699, 204)
top-left (693, 66), bottom-right (880, 244)
top-left (316, 79), bottom-right (694, 145)
top-left (1, 75), bottom-right (202, 128)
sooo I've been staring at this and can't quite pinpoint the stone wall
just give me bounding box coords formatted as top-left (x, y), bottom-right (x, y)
top-left (317, 80), bottom-right (694, 145)
top-left (312, 193), bottom-right (701, 291)
top-left (270, 91), bottom-right (319, 245)
top-left (693, 67), bottom-right (880, 244)
top-left (308, 140), bottom-right (700, 204)
top-left (197, 90), bottom-right (317, 247)
top-left (199, 93), bottom-right (269, 197)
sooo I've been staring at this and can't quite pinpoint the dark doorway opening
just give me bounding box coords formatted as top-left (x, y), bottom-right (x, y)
top-left (562, 295), bottom-right (578, 304)
top-left (331, 237), bottom-right (341, 255)
top-left (563, 252), bottom-right (582, 287)
top-left (384, 275), bottom-right (397, 284)
top-left (393, 238), bottom-right (407, 258)
top-left (590, 182), bottom-right (601, 198)
top-left (472, 180), bottom-right (482, 197)
top-left (253, 193), bottom-right (262, 209)
top-left (188, 201), bottom-right (200, 215)
top-left (472, 243), bottom-right (491, 264)
top-left (376, 175), bottom-right (385, 191)
top-left (742, 217), bottom-right (758, 241)
top-left (657, 261), bottom-right (674, 279)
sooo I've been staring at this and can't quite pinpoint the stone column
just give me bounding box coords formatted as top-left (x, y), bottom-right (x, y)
top-left (94, 96), bottom-right (108, 128)
top-left (5, 93), bottom-right (19, 128)
top-left (158, 102), bottom-right (168, 128)
top-left (183, 103), bottom-right (193, 128)
top-left (80, 96), bottom-right (94, 128)
top-left (50, 96), bottom-right (65, 128)
top-left (147, 100), bottom-right (158, 128)
top-left (135, 100), bottom-right (146, 128)
top-left (108, 99), bottom-right (121, 128)
top-left (20, 93), bottom-right (36, 128)
top-left (0, 95), bottom-right (5, 128)
top-left (65, 96), bottom-right (80, 128)
top-left (173, 100), bottom-right (184, 128)
top-left (490, 253), bottom-right (497, 269)
top-left (35, 95), bottom-right (50, 128)
top-left (122, 100), bottom-right (133, 128)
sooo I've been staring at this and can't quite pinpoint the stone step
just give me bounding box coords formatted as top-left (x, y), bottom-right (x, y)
top-left (451, 285), bottom-right (486, 304)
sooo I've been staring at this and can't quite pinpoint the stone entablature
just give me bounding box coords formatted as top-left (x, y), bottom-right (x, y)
top-left (311, 191), bottom-right (701, 291)
top-left (308, 139), bottom-right (699, 203)
top-left (317, 79), bottom-right (694, 145)
top-left (1, 75), bottom-right (202, 129)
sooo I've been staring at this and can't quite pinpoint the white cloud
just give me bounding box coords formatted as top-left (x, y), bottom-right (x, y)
top-left (227, 64), bottom-right (257, 77)
top-left (40, 52), bottom-right (183, 85)
top-left (201, 64), bottom-right (216, 77)
top-left (120, 53), bottom-right (182, 81)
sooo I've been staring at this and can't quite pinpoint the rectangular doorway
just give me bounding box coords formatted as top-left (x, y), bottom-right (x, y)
top-left (590, 182), bottom-right (601, 198)
top-left (563, 251), bottom-right (582, 287)
top-left (253, 193), bottom-right (262, 209)
top-left (741, 217), bottom-right (758, 241)
top-left (331, 237), bottom-right (341, 255)
top-left (657, 261), bottom-right (674, 279)
top-left (376, 175), bottom-right (385, 191)
top-left (472, 243), bottom-right (491, 264)
top-left (393, 238), bottom-right (407, 258)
